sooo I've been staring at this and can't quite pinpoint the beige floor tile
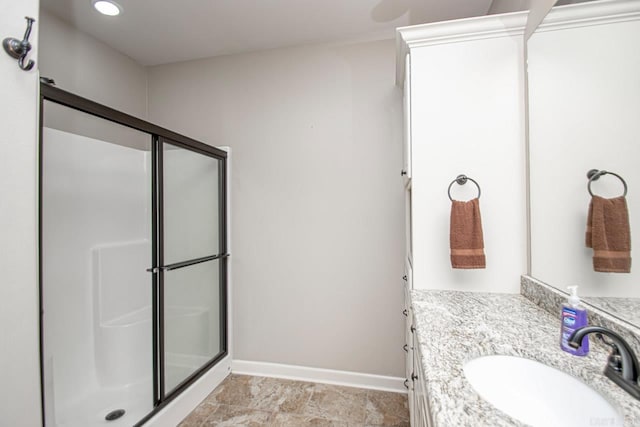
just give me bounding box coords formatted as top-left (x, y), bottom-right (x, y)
top-left (181, 375), bottom-right (411, 426)
top-left (202, 403), bottom-right (273, 426)
top-left (204, 375), bottom-right (267, 408)
top-left (270, 412), bottom-right (353, 427)
top-left (178, 402), bottom-right (218, 427)
top-left (303, 383), bottom-right (368, 423)
top-left (364, 390), bottom-right (409, 426)
top-left (248, 377), bottom-right (315, 413)
top-left (364, 424), bottom-right (410, 427)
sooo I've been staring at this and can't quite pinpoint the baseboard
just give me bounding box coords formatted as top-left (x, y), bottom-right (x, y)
top-left (231, 360), bottom-right (406, 394)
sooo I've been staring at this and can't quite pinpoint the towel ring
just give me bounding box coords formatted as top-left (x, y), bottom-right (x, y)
top-left (448, 174), bottom-right (481, 201)
top-left (587, 169), bottom-right (627, 197)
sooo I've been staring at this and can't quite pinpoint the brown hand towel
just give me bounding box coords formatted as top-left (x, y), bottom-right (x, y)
top-left (586, 195), bottom-right (631, 273)
top-left (450, 198), bottom-right (486, 269)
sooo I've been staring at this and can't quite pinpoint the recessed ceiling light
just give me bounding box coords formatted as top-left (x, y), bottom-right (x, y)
top-left (93, 0), bottom-right (122, 16)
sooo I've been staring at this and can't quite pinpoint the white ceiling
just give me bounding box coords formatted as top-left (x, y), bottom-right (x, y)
top-left (41, 0), bottom-right (494, 66)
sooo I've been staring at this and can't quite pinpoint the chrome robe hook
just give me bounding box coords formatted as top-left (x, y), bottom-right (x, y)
top-left (3, 17), bottom-right (36, 71)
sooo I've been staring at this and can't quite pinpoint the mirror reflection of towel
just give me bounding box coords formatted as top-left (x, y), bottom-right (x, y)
top-left (586, 196), bottom-right (631, 273)
top-left (450, 198), bottom-right (486, 269)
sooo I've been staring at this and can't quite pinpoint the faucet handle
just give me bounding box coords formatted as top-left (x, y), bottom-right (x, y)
top-left (596, 333), bottom-right (624, 374)
top-left (595, 332), bottom-right (614, 347)
top-left (609, 353), bottom-right (624, 374)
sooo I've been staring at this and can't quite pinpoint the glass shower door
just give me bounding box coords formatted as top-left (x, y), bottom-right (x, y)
top-left (41, 102), bottom-right (155, 426)
top-left (158, 139), bottom-right (227, 396)
top-left (41, 84), bottom-right (229, 426)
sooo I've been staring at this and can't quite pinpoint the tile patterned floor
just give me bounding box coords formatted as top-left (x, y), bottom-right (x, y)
top-left (179, 375), bottom-right (409, 427)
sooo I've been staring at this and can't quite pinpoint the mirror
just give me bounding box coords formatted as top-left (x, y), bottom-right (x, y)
top-left (527, 0), bottom-right (640, 326)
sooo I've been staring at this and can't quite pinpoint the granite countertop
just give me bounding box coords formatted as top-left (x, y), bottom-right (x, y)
top-left (410, 290), bottom-right (640, 427)
top-left (585, 297), bottom-right (640, 328)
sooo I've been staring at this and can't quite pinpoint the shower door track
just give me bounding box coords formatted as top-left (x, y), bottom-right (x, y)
top-left (38, 82), bottom-right (229, 426)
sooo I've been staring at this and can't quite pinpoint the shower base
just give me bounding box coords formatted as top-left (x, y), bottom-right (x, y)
top-left (53, 363), bottom-right (195, 427)
top-left (54, 378), bottom-right (151, 427)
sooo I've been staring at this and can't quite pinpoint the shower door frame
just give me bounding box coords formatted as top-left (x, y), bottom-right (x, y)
top-left (38, 83), bottom-right (229, 426)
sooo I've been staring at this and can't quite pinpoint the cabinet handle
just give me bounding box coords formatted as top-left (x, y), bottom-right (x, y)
top-left (412, 373), bottom-right (419, 381)
top-left (403, 344), bottom-right (408, 352)
top-left (402, 309), bottom-right (408, 317)
top-left (404, 379), bottom-right (409, 389)
top-left (401, 170), bottom-right (408, 176)
top-left (411, 325), bottom-right (416, 333)
top-left (402, 275), bottom-right (408, 281)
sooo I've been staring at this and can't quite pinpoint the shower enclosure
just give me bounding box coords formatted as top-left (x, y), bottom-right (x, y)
top-left (39, 84), bottom-right (228, 426)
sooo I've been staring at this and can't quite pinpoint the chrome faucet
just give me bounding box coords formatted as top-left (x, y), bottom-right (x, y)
top-left (569, 326), bottom-right (640, 400)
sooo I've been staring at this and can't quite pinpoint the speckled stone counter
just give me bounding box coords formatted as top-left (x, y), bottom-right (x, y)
top-left (410, 289), bottom-right (640, 427)
top-left (587, 297), bottom-right (640, 327)
top-left (521, 275), bottom-right (640, 358)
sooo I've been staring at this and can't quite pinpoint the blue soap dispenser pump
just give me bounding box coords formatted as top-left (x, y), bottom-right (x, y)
top-left (560, 286), bottom-right (589, 356)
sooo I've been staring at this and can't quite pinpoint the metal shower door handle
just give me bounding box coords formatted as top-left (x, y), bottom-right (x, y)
top-left (147, 253), bottom-right (229, 273)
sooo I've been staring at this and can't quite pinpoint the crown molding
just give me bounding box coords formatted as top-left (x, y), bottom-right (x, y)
top-left (533, 0), bottom-right (640, 33)
top-left (395, 0), bottom-right (640, 86)
top-left (396, 11), bottom-right (528, 86)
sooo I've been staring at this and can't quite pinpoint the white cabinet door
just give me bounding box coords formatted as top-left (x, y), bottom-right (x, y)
top-left (404, 257), bottom-right (412, 291)
top-left (403, 259), bottom-right (413, 381)
top-left (412, 332), bottom-right (433, 427)
top-left (411, 329), bottom-right (423, 427)
top-left (402, 54), bottom-right (412, 183)
top-left (404, 184), bottom-right (412, 266)
top-left (402, 265), bottom-right (414, 420)
top-left (404, 304), bottom-right (412, 381)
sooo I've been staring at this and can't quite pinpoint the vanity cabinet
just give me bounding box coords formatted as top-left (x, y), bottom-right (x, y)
top-left (402, 283), bottom-right (433, 427)
top-left (412, 333), bottom-right (432, 427)
top-left (396, 12), bottom-right (528, 295)
top-left (397, 10), bottom-right (529, 426)
top-left (403, 262), bottom-right (432, 427)
top-left (402, 262), bottom-right (414, 415)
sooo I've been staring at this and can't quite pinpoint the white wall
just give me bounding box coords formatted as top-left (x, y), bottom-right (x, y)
top-left (147, 39), bottom-right (406, 377)
top-left (0, 1), bottom-right (41, 426)
top-left (528, 16), bottom-right (640, 298)
top-left (39, 9), bottom-right (147, 118)
top-left (38, 10), bottom-right (150, 162)
top-left (409, 32), bottom-right (528, 293)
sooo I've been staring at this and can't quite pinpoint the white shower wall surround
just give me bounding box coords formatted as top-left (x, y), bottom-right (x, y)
top-left (42, 128), bottom-right (152, 425)
top-left (93, 240), bottom-right (152, 388)
top-left (42, 128), bottom-right (220, 426)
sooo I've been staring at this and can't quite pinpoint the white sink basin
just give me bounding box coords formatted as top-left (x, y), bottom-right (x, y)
top-left (463, 355), bottom-right (623, 427)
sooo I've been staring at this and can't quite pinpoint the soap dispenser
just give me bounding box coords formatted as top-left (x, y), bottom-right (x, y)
top-left (560, 286), bottom-right (589, 356)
